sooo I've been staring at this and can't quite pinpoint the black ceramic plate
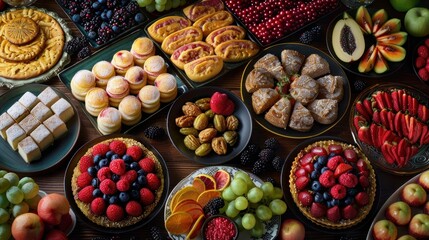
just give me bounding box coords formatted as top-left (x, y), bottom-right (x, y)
top-left (167, 87), bottom-right (252, 165)
top-left (58, 28), bottom-right (188, 135)
top-left (412, 37), bottom-right (429, 86)
top-left (143, 11), bottom-right (260, 89)
top-left (240, 43), bottom-right (351, 139)
top-left (349, 83), bottom-right (429, 175)
top-left (0, 84), bottom-right (80, 175)
top-left (326, 9), bottom-right (406, 78)
top-left (64, 134), bottom-right (169, 234)
top-left (280, 136), bottom-right (380, 234)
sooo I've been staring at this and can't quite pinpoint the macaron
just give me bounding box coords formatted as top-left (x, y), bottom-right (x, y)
top-left (124, 66), bottom-right (147, 95)
top-left (138, 85), bottom-right (160, 114)
top-left (118, 95), bottom-right (142, 126)
top-left (97, 107), bottom-right (122, 135)
top-left (85, 87), bottom-right (109, 117)
top-left (143, 55), bottom-right (167, 85)
top-left (92, 61), bottom-right (116, 89)
top-left (130, 37), bottom-right (156, 66)
top-left (70, 69), bottom-right (96, 101)
top-left (106, 76), bottom-right (130, 107)
top-left (111, 50), bottom-right (135, 76)
top-left (154, 73), bottom-right (178, 103)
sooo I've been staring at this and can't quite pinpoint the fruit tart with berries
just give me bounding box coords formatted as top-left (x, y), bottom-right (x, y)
top-left (289, 140), bottom-right (376, 229)
top-left (71, 137), bottom-right (164, 228)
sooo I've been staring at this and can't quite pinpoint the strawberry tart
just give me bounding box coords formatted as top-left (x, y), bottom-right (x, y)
top-left (71, 137), bottom-right (164, 228)
top-left (289, 140), bottom-right (376, 229)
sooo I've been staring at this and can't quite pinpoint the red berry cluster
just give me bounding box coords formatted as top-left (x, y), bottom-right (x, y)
top-left (224, 0), bottom-right (338, 45)
top-left (415, 39), bottom-right (429, 81)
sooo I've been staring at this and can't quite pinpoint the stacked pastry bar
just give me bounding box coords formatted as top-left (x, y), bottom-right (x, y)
top-left (0, 87), bottom-right (74, 163)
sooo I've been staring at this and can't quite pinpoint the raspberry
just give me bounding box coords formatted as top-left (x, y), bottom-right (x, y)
top-left (109, 140), bottom-right (126, 155)
top-left (330, 184), bottom-right (347, 200)
top-left (90, 197), bottom-right (106, 215)
top-left (100, 179), bottom-right (116, 195)
top-left (359, 175), bottom-right (369, 188)
top-left (78, 186), bottom-right (94, 203)
top-left (298, 190), bottom-right (313, 207)
top-left (319, 170), bottom-right (335, 188)
top-left (295, 176), bottom-right (310, 191)
top-left (327, 156), bottom-right (344, 170)
top-left (106, 204), bottom-right (124, 222)
top-left (125, 200), bottom-right (143, 217)
top-left (140, 188), bottom-right (155, 205)
top-left (418, 45), bottom-right (429, 58)
top-left (139, 158), bottom-right (155, 173)
top-left (126, 146), bottom-right (143, 161)
top-left (338, 173), bottom-right (358, 188)
top-left (355, 192), bottom-right (369, 206)
top-left (79, 155), bottom-right (94, 173)
top-left (116, 179), bottom-right (130, 192)
top-left (418, 68), bottom-right (429, 81)
top-left (416, 56), bottom-right (426, 68)
top-left (310, 202), bottom-right (326, 218)
top-left (77, 172), bottom-right (92, 188)
top-left (327, 206), bottom-right (341, 222)
top-left (97, 167), bottom-right (111, 182)
top-left (92, 143), bottom-right (110, 156)
top-left (146, 173), bottom-right (161, 191)
top-left (120, 170), bottom-right (138, 183)
top-left (110, 159), bottom-right (126, 175)
top-left (342, 205), bottom-right (357, 220)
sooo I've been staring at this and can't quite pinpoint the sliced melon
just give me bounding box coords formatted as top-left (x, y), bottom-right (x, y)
top-left (332, 17), bottom-right (366, 63)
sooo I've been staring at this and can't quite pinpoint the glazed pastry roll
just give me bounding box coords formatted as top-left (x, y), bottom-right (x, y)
top-left (92, 61), bottom-right (116, 89)
top-left (289, 75), bottom-right (319, 106)
top-left (97, 107), bottom-right (122, 135)
top-left (118, 95), bottom-right (142, 126)
top-left (281, 49), bottom-right (305, 76)
top-left (214, 40), bottom-right (259, 63)
top-left (288, 102), bottom-right (314, 132)
top-left (51, 98), bottom-right (75, 123)
top-left (184, 55), bottom-right (223, 82)
top-left (85, 87), bottom-right (109, 117)
top-left (6, 123), bottom-right (26, 150)
top-left (192, 10), bottom-right (234, 36)
top-left (31, 102), bottom-right (53, 122)
top-left (161, 26), bottom-right (203, 55)
top-left (206, 25), bottom-right (246, 47)
top-left (147, 16), bottom-right (191, 43)
top-left (301, 54), bottom-right (330, 79)
top-left (106, 76), bottom-right (130, 108)
top-left (183, 0), bottom-right (224, 22)
top-left (307, 99), bottom-right (339, 125)
top-left (124, 66), bottom-right (147, 95)
top-left (18, 136), bottom-right (41, 164)
top-left (0, 112), bottom-right (14, 139)
top-left (251, 88), bottom-right (280, 115)
top-left (18, 92), bottom-right (40, 110)
top-left (245, 68), bottom-right (275, 93)
top-left (7, 102), bottom-right (29, 122)
top-left (37, 87), bottom-right (60, 107)
top-left (170, 41), bottom-right (214, 70)
top-left (70, 70), bottom-right (96, 101)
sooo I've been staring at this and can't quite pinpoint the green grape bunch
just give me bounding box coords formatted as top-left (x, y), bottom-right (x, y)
top-left (136, 0), bottom-right (187, 13)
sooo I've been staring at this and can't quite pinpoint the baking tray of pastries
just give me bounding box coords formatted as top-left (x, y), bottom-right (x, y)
top-left (240, 43), bottom-right (351, 139)
top-left (0, 7), bottom-right (72, 88)
top-left (58, 28), bottom-right (188, 135)
top-left (143, 7), bottom-right (261, 89)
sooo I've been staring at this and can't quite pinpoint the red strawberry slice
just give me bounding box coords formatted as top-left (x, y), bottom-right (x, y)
top-left (353, 114), bottom-right (368, 131)
top-left (334, 163), bottom-right (353, 178)
top-left (418, 104), bottom-right (429, 122)
top-left (401, 92), bottom-right (408, 113)
top-left (372, 91), bottom-right (386, 110)
top-left (382, 91), bottom-right (393, 110)
top-left (381, 142), bottom-right (395, 164)
top-left (370, 123), bottom-right (381, 148)
top-left (372, 109), bottom-right (381, 124)
top-left (379, 109), bottom-right (389, 130)
top-left (394, 112), bottom-right (403, 138)
top-left (402, 114), bottom-right (410, 138)
top-left (410, 97), bottom-right (419, 117)
top-left (300, 153), bottom-right (314, 166)
top-left (408, 117), bottom-right (423, 145)
top-left (387, 111), bottom-right (395, 133)
top-left (391, 90), bottom-right (401, 112)
top-left (397, 89), bottom-right (405, 110)
top-left (421, 125), bottom-right (429, 145)
top-left (363, 98), bottom-right (373, 116)
top-left (355, 101), bottom-right (371, 121)
top-left (358, 125), bottom-right (373, 145)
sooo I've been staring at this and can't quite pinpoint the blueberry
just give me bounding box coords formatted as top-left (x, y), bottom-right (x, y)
top-left (99, 159), bottom-right (109, 168)
top-left (106, 10), bottom-right (113, 19)
top-left (321, 166), bottom-right (329, 173)
top-left (331, 199), bottom-right (339, 206)
top-left (92, 2), bottom-right (100, 9)
top-left (123, 154), bottom-right (133, 163)
top-left (119, 192), bottom-right (130, 203)
top-left (72, 14), bottom-right (81, 23)
top-left (106, 151), bottom-right (114, 159)
top-left (130, 189), bottom-right (140, 200)
top-left (314, 192), bottom-right (323, 203)
top-left (88, 31), bottom-right (97, 39)
top-left (134, 13), bottom-right (144, 23)
top-left (317, 156), bottom-right (328, 165)
top-left (103, 194), bottom-right (110, 202)
top-left (112, 25), bottom-right (120, 33)
top-left (311, 181), bottom-right (322, 192)
top-left (347, 188), bottom-right (358, 197)
top-left (344, 196), bottom-right (354, 205)
top-left (328, 152), bottom-right (337, 158)
top-left (100, 12), bottom-right (108, 21)
top-left (91, 178), bottom-right (100, 187)
top-left (125, 163), bottom-right (130, 171)
top-left (327, 201), bottom-right (333, 208)
top-left (137, 169), bottom-right (146, 176)
top-left (130, 162), bottom-right (139, 170)
top-left (100, 22), bottom-right (108, 28)
top-left (93, 188), bottom-right (102, 197)
top-left (95, 165), bottom-right (100, 171)
top-left (112, 174), bottom-right (120, 182)
top-left (310, 170), bottom-right (319, 180)
top-left (88, 167), bottom-right (97, 177)
top-left (323, 192), bottom-right (331, 201)
top-left (313, 162), bottom-right (322, 171)
top-left (111, 154), bottom-right (120, 160)
top-left (98, 0), bottom-right (106, 4)
top-left (109, 195), bottom-right (119, 204)
top-left (94, 154), bottom-right (103, 164)
top-left (138, 175), bottom-right (147, 185)
top-left (121, 0), bottom-right (129, 6)
top-left (131, 181), bottom-right (141, 190)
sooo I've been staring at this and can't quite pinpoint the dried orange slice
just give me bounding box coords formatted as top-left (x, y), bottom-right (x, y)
top-left (213, 169), bottom-right (230, 191)
top-left (173, 199), bottom-right (201, 213)
top-left (192, 177), bottom-right (206, 194)
top-left (195, 174), bottom-right (216, 190)
top-left (196, 189), bottom-right (221, 207)
top-left (170, 186), bottom-right (198, 210)
top-left (165, 211), bottom-right (194, 235)
top-left (186, 214), bottom-right (205, 240)
top-left (176, 188), bottom-right (200, 203)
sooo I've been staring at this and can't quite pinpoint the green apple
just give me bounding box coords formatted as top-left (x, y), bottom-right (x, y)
top-left (390, 0), bottom-right (420, 12)
top-left (405, 7), bottom-right (429, 37)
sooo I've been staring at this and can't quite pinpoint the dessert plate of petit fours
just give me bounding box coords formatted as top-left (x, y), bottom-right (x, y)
top-left (280, 136), bottom-right (379, 233)
top-left (0, 84), bottom-right (80, 174)
top-left (240, 43), bottom-right (351, 139)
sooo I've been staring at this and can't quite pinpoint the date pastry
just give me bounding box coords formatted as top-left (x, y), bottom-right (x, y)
top-left (281, 49), bottom-right (306, 76)
top-left (170, 41), bottom-right (214, 70)
top-left (264, 97), bottom-right (292, 129)
top-left (254, 53), bottom-right (287, 82)
top-left (316, 75), bottom-right (344, 101)
top-left (289, 75), bottom-right (319, 106)
top-left (307, 99), bottom-right (338, 125)
top-left (192, 10), bottom-right (234, 37)
top-left (161, 26), bottom-right (203, 55)
top-left (214, 39), bottom-right (259, 62)
top-left (183, 55), bottom-right (223, 82)
top-left (245, 68), bottom-right (274, 93)
top-left (183, 0), bottom-right (224, 22)
top-left (147, 16), bottom-right (191, 43)
top-left (288, 102), bottom-right (314, 132)
top-left (206, 25), bottom-right (246, 47)
top-left (251, 88), bottom-right (280, 115)
top-left (301, 53), bottom-right (330, 79)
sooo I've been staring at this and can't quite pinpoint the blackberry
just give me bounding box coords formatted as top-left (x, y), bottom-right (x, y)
top-left (265, 177), bottom-right (278, 186)
top-left (299, 25), bottom-right (322, 44)
top-left (150, 226), bottom-right (165, 240)
top-left (96, 26), bottom-right (114, 45)
top-left (258, 148), bottom-right (275, 163)
top-left (203, 197), bottom-right (224, 217)
top-left (252, 160), bottom-right (267, 175)
top-left (106, 0), bottom-right (119, 9)
top-left (144, 126), bottom-right (165, 140)
top-left (311, 25), bottom-right (323, 39)
top-left (64, 39), bottom-right (80, 55)
top-left (272, 156), bottom-right (284, 172)
top-left (239, 149), bottom-right (255, 166)
top-left (125, 1), bottom-right (140, 14)
top-left (353, 79), bottom-right (367, 92)
top-left (246, 143), bottom-right (259, 156)
top-left (78, 47), bottom-right (91, 59)
top-left (84, 16), bottom-right (102, 32)
top-left (264, 137), bottom-right (280, 150)
top-left (79, 8), bottom-right (94, 23)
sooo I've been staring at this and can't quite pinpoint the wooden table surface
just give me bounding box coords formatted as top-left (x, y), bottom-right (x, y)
top-left (1, 0), bottom-right (428, 239)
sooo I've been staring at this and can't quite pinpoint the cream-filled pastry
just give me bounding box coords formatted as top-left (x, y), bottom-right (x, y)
top-left (154, 73), bottom-right (177, 103)
top-left (106, 76), bottom-right (130, 107)
top-left (118, 95), bottom-right (142, 126)
top-left (138, 85), bottom-right (160, 114)
top-left (92, 61), bottom-right (116, 89)
top-left (70, 70), bottom-right (96, 101)
top-left (97, 107), bottom-right (122, 135)
top-left (124, 66), bottom-right (147, 95)
top-left (111, 50), bottom-right (135, 76)
top-left (143, 55), bottom-right (167, 85)
top-left (85, 87), bottom-right (109, 117)
top-left (130, 37), bottom-right (155, 66)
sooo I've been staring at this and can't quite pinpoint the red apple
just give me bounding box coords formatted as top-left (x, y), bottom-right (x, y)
top-left (44, 229), bottom-right (68, 240)
top-left (397, 235), bottom-right (417, 240)
top-left (385, 201), bottom-right (412, 226)
top-left (401, 183), bottom-right (427, 207)
top-left (280, 218), bottom-right (305, 240)
top-left (418, 170), bottom-right (429, 191)
top-left (372, 219), bottom-right (397, 240)
top-left (56, 212), bottom-right (73, 234)
top-left (409, 213), bottom-right (429, 239)
top-left (11, 212), bottom-right (44, 240)
top-left (424, 201), bottom-right (429, 214)
top-left (37, 193), bottom-right (70, 226)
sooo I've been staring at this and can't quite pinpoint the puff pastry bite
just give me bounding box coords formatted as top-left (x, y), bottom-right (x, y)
top-left (301, 54), bottom-right (330, 79)
top-left (206, 25), bottom-right (246, 47)
top-left (6, 123), bottom-right (26, 150)
top-left (281, 49), bottom-right (305, 76)
top-left (192, 10), bottom-right (234, 36)
top-left (38, 87), bottom-right (60, 108)
top-left (7, 102), bottom-right (29, 122)
top-left (170, 41), bottom-right (214, 70)
top-left (106, 76), bottom-right (130, 108)
top-left (254, 53), bottom-right (287, 82)
top-left (264, 97), bottom-right (292, 129)
top-left (85, 87), bottom-right (109, 117)
top-left (183, 55), bottom-right (223, 82)
top-left (147, 16), bottom-right (191, 43)
top-left (111, 50), bottom-right (135, 76)
top-left (31, 102), bottom-right (53, 122)
top-left (97, 107), bottom-right (122, 135)
top-left (144, 55), bottom-right (167, 85)
top-left (30, 124), bottom-right (54, 151)
top-left (289, 75), bottom-right (319, 106)
top-left (316, 75), bottom-right (344, 101)
top-left (19, 114), bottom-right (40, 135)
top-left (125, 66), bottom-right (147, 95)
top-left (70, 70), bottom-right (96, 101)
top-left (307, 99), bottom-right (339, 125)
top-left (43, 114), bottom-right (68, 139)
top-left (118, 95), bottom-right (142, 126)
top-left (251, 88), bottom-right (280, 115)
top-left (51, 98), bottom-right (75, 123)
top-left (138, 85), bottom-right (161, 114)
top-left (130, 37), bottom-right (155, 66)
top-left (92, 61), bottom-right (116, 89)
top-left (154, 73), bottom-right (177, 103)
top-left (161, 26), bottom-right (203, 55)
top-left (214, 39), bottom-right (259, 62)
top-left (288, 102), bottom-right (314, 132)
top-left (245, 68), bottom-right (275, 93)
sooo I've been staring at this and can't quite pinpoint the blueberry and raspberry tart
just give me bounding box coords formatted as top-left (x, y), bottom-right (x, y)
top-left (71, 137), bottom-right (164, 228)
top-left (289, 140), bottom-right (376, 229)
